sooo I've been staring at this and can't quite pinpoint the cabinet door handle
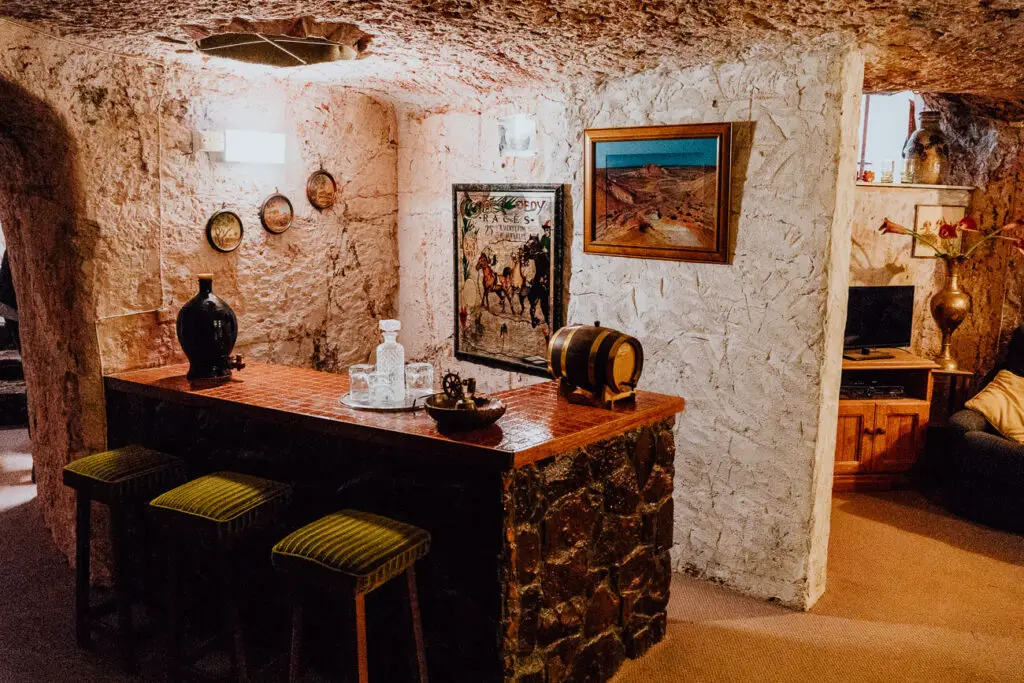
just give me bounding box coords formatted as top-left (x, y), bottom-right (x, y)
top-left (876, 427), bottom-right (886, 435)
top-left (864, 427), bottom-right (876, 435)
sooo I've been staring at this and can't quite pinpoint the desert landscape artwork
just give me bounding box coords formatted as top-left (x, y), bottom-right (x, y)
top-left (584, 124), bottom-right (732, 263)
top-left (452, 184), bottom-right (564, 375)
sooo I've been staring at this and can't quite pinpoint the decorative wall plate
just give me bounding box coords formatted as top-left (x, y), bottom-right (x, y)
top-left (260, 193), bottom-right (294, 234)
top-left (306, 169), bottom-right (337, 210)
top-left (206, 210), bottom-right (244, 253)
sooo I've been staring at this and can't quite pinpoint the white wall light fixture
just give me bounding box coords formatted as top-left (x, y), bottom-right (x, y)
top-left (498, 114), bottom-right (537, 157)
top-left (223, 129), bottom-right (287, 164)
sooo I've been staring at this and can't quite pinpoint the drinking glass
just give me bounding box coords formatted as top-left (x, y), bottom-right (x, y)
top-left (348, 364), bottom-right (374, 403)
top-left (368, 370), bottom-right (396, 407)
top-left (405, 363), bottom-right (434, 399)
top-left (880, 159), bottom-right (895, 184)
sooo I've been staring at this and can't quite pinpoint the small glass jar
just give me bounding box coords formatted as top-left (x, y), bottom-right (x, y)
top-left (880, 159), bottom-right (895, 184)
top-left (405, 363), bottom-right (434, 399)
top-left (348, 364), bottom-right (374, 402)
top-left (368, 370), bottom-right (396, 407)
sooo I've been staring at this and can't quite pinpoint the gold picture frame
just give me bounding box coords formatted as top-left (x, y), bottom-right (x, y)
top-left (583, 123), bottom-right (732, 264)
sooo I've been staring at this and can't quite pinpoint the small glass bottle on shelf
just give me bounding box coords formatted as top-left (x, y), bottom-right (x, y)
top-left (375, 319), bottom-right (405, 402)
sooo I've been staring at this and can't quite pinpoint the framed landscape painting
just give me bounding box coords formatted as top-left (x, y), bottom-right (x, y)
top-left (584, 123), bottom-right (732, 263)
top-left (452, 184), bottom-right (564, 376)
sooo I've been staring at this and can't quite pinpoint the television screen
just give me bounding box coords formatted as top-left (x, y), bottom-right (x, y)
top-left (844, 286), bottom-right (914, 350)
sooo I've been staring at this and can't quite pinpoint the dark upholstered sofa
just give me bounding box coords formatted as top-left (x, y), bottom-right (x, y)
top-left (947, 327), bottom-right (1024, 532)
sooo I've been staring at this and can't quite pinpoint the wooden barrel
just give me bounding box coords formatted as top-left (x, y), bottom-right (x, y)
top-left (547, 325), bottom-right (644, 394)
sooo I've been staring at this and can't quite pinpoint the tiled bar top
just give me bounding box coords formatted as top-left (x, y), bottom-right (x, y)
top-left (104, 362), bottom-right (686, 469)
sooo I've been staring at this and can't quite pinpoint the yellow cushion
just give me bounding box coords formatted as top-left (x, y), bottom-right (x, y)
top-left (150, 471), bottom-right (292, 539)
top-left (965, 370), bottom-right (1024, 443)
top-left (62, 445), bottom-right (185, 503)
top-left (272, 510), bottom-right (430, 595)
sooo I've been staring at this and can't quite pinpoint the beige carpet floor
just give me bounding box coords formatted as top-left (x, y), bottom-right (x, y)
top-left (614, 491), bottom-right (1024, 683)
top-left (2, 431), bottom-right (1023, 681)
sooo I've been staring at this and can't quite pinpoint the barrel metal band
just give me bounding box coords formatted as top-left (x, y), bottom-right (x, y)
top-left (587, 329), bottom-right (612, 388)
top-left (558, 326), bottom-right (580, 378)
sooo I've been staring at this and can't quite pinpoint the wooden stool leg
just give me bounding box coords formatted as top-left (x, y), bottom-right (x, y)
top-left (166, 535), bottom-right (183, 683)
top-left (354, 593), bottom-right (369, 683)
top-left (74, 491), bottom-right (91, 648)
top-left (288, 600), bottom-right (303, 683)
top-left (405, 567), bottom-right (428, 683)
top-left (110, 505), bottom-right (137, 671)
top-left (216, 545), bottom-right (248, 683)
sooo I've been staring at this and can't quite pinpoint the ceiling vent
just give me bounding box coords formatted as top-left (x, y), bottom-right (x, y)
top-left (181, 17), bottom-right (371, 67)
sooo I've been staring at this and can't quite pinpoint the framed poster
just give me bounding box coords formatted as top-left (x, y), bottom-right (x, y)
top-left (583, 123), bottom-right (732, 263)
top-left (453, 184), bottom-right (564, 375)
top-left (912, 204), bottom-right (966, 258)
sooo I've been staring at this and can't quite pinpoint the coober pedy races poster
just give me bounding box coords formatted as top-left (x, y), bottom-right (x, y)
top-left (452, 184), bottom-right (564, 375)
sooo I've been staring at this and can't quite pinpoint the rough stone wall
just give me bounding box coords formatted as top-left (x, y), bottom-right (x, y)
top-left (0, 22), bottom-right (399, 563)
top-left (502, 420), bottom-right (675, 683)
top-left (397, 44), bottom-right (863, 608)
top-left (929, 98), bottom-right (1024, 376)
top-left (849, 185), bottom-right (973, 359)
top-left (395, 95), bottom-right (572, 391)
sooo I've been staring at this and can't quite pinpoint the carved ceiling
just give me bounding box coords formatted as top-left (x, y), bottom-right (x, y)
top-left (2, 1), bottom-right (1023, 100)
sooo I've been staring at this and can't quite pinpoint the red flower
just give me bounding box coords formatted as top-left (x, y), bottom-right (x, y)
top-left (937, 219), bottom-right (959, 239)
top-left (1000, 218), bottom-right (1024, 235)
top-left (878, 218), bottom-right (912, 236)
top-left (958, 216), bottom-right (979, 232)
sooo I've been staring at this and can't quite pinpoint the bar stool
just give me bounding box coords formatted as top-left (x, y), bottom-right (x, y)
top-left (150, 471), bottom-right (293, 682)
top-left (62, 444), bottom-right (186, 670)
top-left (272, 510), bottom-right (431, 683)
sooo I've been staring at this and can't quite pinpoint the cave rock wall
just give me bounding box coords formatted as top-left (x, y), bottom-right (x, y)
top-left (0, 21), bottom-right (399, 563)
top-left (397, 45), bottom-right (864, 608)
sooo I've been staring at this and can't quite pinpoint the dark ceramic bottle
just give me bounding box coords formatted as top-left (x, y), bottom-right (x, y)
top-left (902, 110), bottom-right (949, 185)
top-left (176, 275), bottom-right (245, 380)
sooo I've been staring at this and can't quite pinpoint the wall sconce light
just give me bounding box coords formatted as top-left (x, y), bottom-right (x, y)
top-left (498, 114), bottom-right (537, 157)
top-left (224, 129), bottom-right (287, 164)
top-left (193, 129), bottom-right (286, 164)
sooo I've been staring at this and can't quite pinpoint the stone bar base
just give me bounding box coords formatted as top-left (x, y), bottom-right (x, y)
top-left (502, 418), bottom-right (675, 682)
top-left (105, 368), bottom-right (682, 682)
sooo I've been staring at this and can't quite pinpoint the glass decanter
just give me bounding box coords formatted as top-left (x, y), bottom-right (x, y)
top-left (375, 319), bottom-right (405, 402)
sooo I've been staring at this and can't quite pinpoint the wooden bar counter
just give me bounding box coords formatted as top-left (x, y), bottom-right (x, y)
top-left (104, 362), bottom-right (685, 682)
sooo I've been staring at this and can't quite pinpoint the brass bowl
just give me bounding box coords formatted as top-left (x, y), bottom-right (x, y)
top-left (424, 393), bottom-right (506, 432)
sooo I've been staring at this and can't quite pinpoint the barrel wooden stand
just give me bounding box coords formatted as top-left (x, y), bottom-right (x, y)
top-left (558, 377), bottom-right (636, 408)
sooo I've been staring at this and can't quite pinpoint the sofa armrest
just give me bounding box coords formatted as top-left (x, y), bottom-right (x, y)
top-left (949, 409), bottom-right (992, 434)
top-left (954, 430), bottom-right (1024, 481)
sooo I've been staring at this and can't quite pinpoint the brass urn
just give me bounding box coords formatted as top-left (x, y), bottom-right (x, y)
top-left (930, 258), bottom-right (972, 371)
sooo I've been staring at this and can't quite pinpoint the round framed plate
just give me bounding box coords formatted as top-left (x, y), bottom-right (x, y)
top-left (306, 169), bottom-right (337, 210)
top-left (260, 193), bottom-right (294, 234)
top-left (206, 210), bottom-right (244, 253)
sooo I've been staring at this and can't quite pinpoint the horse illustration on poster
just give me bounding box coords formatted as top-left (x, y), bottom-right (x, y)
top-left (453, 184), bottom-right (564, 375)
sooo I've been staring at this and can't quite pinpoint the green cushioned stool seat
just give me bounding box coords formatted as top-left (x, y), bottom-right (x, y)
top-left (63, 445), bottom-right (185, 504)
top-left (272, 510), bottom-right (431, 595)
top-left (150, 471), bottom-right (292, 540)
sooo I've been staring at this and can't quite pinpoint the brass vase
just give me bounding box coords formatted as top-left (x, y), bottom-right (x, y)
top-left (930, 258), bottom-right (972, 371)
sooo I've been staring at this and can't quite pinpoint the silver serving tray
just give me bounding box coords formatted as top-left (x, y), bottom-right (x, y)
top-left (339, 392), bottom-right (426, 412)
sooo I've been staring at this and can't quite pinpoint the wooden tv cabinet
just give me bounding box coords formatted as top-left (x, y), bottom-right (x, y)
top-left (834, 349), bottom-right (939, 491)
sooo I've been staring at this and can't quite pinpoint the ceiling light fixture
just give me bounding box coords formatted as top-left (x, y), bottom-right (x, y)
top-left (196, 32), bottom-right (359, 68)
